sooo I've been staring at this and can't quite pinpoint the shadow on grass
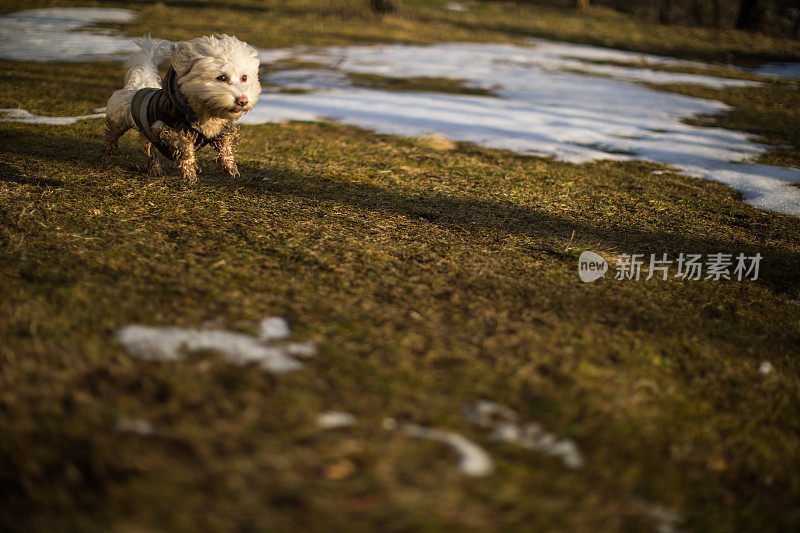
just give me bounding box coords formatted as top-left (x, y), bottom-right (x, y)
top-left (2, 125), bottom-right (799, 297)
top-left (0, 161), bottom-right (63, 187)
top-left (253, 164), bottom-right (800, 285)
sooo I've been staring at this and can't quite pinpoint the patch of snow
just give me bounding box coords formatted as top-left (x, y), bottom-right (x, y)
top-left (758, 361), bottom-right (774, 375)
top-left (258, 316), bottom-right (291, 340)
top-left (461, 399), bottom-right (518, 427)
top-left (285, 340), bottom-right (318, 359)
top-left (463, 401), bottom-right (584, 469)
top-left (521, 40), bottom-right (760, 88)
top-left (402, 423), bottom-right (494, 477)
top-left (269, 40), bottom-right (759, 91)
top-left (246, 41), bottom-right (800, 215)
top-left (316, 411), bottom-right (357, 429)
top-left (754, 62), bottom-right (800, 80)
top-left (265, 68), bottom-right (352, 90)
top-left (0, 108), bottom-right (105, 125)
top-left (633, 500), bottom-right (685, 533)
top-left (258, 48), bottom-right (295, 64)
top-left (445, 2), bottom-right (470, 12)
top-left (115, 320), bottom-right (314, 374)
top-left (0, 8), bottom-right (137, 62)
top-left (115, 417), bottom-right (155, 436)
top-left (491, 422), bottom-right (584, 468)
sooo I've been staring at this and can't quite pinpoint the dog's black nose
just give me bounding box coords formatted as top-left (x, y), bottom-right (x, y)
top-left (235, 96), bottom-right (249, 107)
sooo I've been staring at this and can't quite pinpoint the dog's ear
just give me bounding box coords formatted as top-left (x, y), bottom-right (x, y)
top-left (171, 41), bottom-right (201, 76)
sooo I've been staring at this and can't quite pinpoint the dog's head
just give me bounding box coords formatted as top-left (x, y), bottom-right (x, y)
top-left (170, 34), bottom-right (261, 120)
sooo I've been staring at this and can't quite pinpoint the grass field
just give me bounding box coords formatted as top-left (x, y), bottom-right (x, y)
top-left (2, 1), bottom-right (800, 531)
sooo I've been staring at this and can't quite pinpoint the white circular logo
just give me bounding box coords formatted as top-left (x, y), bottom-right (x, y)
top-left (578, 251), bottom-right (608, 282)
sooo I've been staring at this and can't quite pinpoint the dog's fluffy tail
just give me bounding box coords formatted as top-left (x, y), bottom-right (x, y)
top-left (123, 35), bottom-right (172, 92)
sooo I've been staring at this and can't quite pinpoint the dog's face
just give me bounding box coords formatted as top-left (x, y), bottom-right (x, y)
top-left (171, 34), bottom-right (261, 120)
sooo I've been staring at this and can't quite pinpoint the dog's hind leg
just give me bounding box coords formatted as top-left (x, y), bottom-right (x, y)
top-left (103, 119), bottom-right (128, 157)
top-left (212, 126), bottom-right (240, 178)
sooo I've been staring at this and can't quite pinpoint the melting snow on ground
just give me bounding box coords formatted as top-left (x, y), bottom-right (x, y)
top-left (401, 423), bottom-right (495, 477)
top-left (758, 361), bottom-right (775, 375)
top-left (316, 411), bottom-right (358, 430)
top-left (116, 317), bottom-right (315, 374)
top-left (462, 400), bottom-right (584, 469)
top-left (115, 417), bottom-right (156, 436)
top-left (0, 8), bottom-right (136, 61)
top-left (2, 7), bottom-right (800, 215)
top-left (754, 62), bottom-right (800, 80)
top-left (445, 2), bottom-right (470, 12)
top-left (0, 108), bottom-right (105, 125)
top-left (250, 41), bottom-right (800, 216)
top-left (634, 500), bottom-right (685, 533)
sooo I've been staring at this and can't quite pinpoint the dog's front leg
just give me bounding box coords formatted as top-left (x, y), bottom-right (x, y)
top-left (145, 142), bottom-right (163, 177)
top-left (176, 132), bottom-right (198, 184)
top-left (138, 132), bottom-right (163, 177)
top-left (212, 126), bottom-right (240, 178)
top-left (154, 124), bottom-right (198, 184)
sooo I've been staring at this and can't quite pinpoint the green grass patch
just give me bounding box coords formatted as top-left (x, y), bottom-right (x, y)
top-left (661, 83), bottom-right (800, 168)
top-left (348, 72), bottom-right (495, 96)
top-left (267, 59), bottom-right (495, 96)
top-left (0, 60), bottom-right (123, 116)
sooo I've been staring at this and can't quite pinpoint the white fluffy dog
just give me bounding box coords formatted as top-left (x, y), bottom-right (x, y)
top-left (104, 34), bottom-right (261, 183)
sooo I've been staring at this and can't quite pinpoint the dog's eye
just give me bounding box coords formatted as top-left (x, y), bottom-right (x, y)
top-left (216, 75), bottom-right (228, 82)
top-left (241, 75), bottom-right (247, 82)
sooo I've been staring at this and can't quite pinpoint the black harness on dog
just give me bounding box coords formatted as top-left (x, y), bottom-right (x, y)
top-left (131, 67), bottom-right (216, 160)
